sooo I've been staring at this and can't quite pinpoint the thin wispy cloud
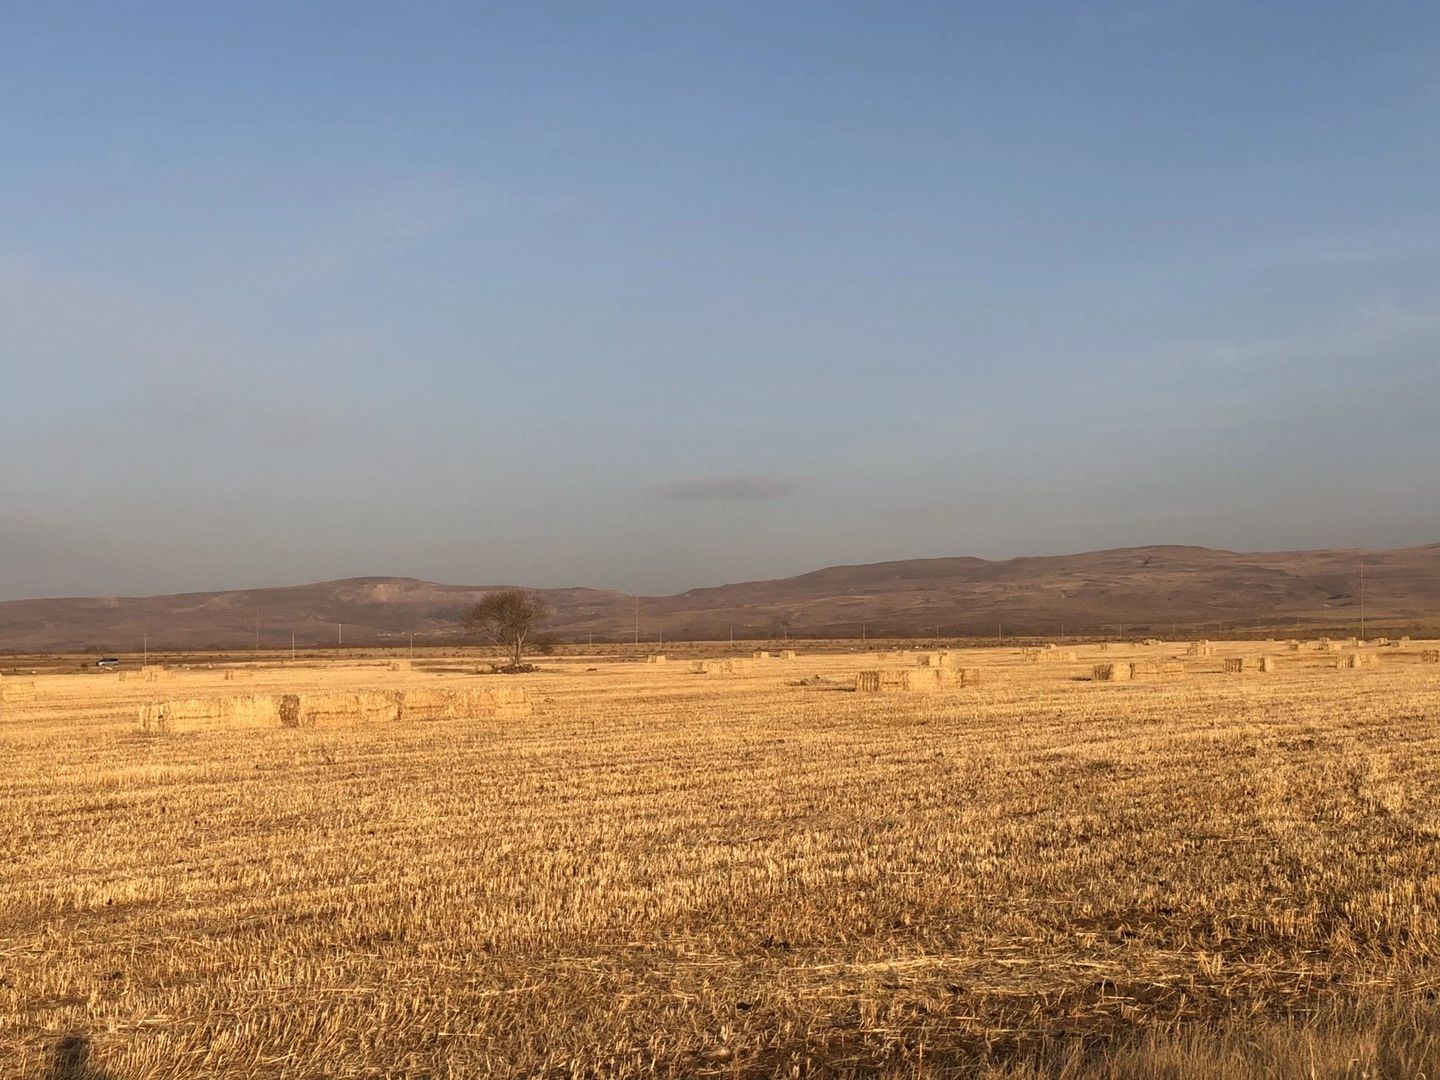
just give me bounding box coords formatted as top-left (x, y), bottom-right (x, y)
top-left (657, 475), bottom-right (802, 502)
top-left (1178, 304), bottom-right (1440, 371)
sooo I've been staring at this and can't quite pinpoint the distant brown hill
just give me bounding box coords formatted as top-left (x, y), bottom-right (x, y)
top-left (1, 543), bottom-right (1436, 652)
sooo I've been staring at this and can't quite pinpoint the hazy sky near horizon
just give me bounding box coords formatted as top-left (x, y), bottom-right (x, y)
top-left (3, 2), bottom-right (1439, 600)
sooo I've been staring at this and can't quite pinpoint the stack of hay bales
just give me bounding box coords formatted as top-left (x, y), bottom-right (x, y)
top-left (855, 670), bottom-right (891, 693)
top-left (0, 676), bottom-right (38, 707)
top-left (223, 670), bottom-right (254, 681)
top-left (752, 650), bottom-right (770, 660)
top-left (1257, 656), bottom-right (1277, 673)
top-left (1288, 642), bottom-right (1303, 651)
top-left (1160, 661), bottom-right (1185, 678)
top-left (1143, 638), bottom-right (1162, 646)
top-left (141, 685), bottom-right (532, 733)
top-left (1187, 642), bottom-right (1214, 658)
top-left (916, 652), bottom-right (946, 667)
top-left (1320, 642), bottom-right (1342, 653)
top-left (139, 695), bottom-right (283, 734)
top-left (1049, 650), bottom-right (1078, 662)
top-left (387, 660), bottom-right (413, 672)
top-left (1129, 660), bottom-right (1164, 680)
top-left (1222, 658), bottom-right (1245, 674)
top-left (646, 655), bottom-right (667, 664)
top-left (1093, 663), bottom-right (1131, 683)
top-left (694, 659), bottom-right (754, 675)
top-left (1342, 653), bottom-right (1378, 669)
top-left (279, 691), bottom-right (401, 727)
top-left (396, 686), bottom-right (530, 722)
top-left (1420, 650), bottom-right (1440, 664)
top-left (856, 668), bottom-right (960, 693)
top-left (779, 650), bottom-right (796, 660)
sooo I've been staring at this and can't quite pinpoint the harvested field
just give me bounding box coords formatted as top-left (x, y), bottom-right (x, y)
top-left (4, 643), bottom-right (1440, 1077)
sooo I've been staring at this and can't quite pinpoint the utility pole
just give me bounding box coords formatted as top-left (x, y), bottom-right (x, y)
top-left (633, 594), bottom-right (639, 647)
top-left (142, 631), bottom-right (148, 666)
top-left (255, 613), bottom-right (260, 652)
top-left (338, 623), bottom-right (343, 648)
top-left (861, 622), bottom-right (866, 644)
top-left (291, 628), bottom-right (296, 661)
top-left (409, 631), bottom-right (415, 658)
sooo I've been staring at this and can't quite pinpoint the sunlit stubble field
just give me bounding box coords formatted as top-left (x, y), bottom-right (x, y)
top-left (4, 642), bottom-right (1440, 1078)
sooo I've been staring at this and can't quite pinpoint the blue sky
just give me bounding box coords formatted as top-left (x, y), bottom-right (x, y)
top-left (3, 2), bottom-right (1438, 599)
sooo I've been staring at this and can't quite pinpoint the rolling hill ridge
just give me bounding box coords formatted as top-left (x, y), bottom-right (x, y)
top-left (1, 543), bottom-right (1435, 651)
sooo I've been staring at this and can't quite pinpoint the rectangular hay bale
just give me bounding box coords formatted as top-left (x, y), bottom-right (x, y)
top-left (139, 695), bottom-right (282, 734)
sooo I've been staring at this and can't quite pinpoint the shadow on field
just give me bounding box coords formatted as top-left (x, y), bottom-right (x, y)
top-left (50, 1035), bottom-right (113, 1080)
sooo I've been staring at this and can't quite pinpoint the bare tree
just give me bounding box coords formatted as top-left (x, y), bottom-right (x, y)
top-left (463, 589), bottom-right (549, 670)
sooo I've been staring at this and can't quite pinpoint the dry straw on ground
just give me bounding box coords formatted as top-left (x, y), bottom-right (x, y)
top-left (8, 643), bottom-right (1440, 1077)
top-left (120, 665), bottom-right (171, 683)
